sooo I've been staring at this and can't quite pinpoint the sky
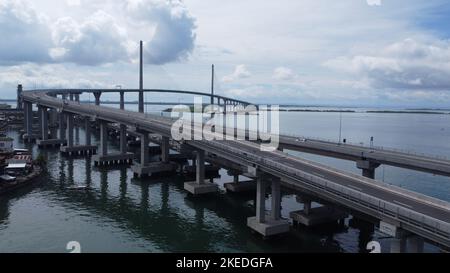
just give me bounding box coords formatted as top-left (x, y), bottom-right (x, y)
top-left (0, 0), bottom-right (450, 108)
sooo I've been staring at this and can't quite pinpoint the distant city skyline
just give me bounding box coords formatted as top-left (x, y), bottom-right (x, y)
top-left (1, 0), bottom-right (450, 107)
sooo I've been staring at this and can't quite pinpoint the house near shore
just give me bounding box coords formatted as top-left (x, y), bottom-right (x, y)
top-left (0, 136), bottom-right (13, 153)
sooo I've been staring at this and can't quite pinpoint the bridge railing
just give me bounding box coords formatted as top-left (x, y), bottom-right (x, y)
top-left (281, 132), bottom-right (450, 161)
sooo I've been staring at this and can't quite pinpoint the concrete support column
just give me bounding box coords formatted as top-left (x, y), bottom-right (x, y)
top-left (120, 124), bottom-right (127, 154)
top-left (233, 174), bottom-right (239, 183)
top-left (391, 233), bottom-right (407, 253)
top-left (196, 150), bottom-right (205, 184)
top-left (17, 84), bottom-right (23, 110)
top-left (41, 107), bottom-right (48, 140)
top-left (85, 118), bottom-right (91, 146)
top-left (23, 101), bottom-right (28, 130)
top-left (37, 105), bottom-right (43, 136)
top-left (69, 93), bottom-right (74, 101)
top-left (140, 132), bottom-right (149, 166)
top-left (357, 160), bottom-right (380, 179)
top-left (270, 178), bottom-right (281, 221)
top-left (408, 236), bottom-right (424, 253)
top-left (75, 94), bottom-right (80, 103)
top-left (94, 92), bottom-right (101, 106)
top-left (66, 113), bottom-right (74, 148)
top-left (139, 40), bottom-right (144, 113)
top-left (120, 91), bottom-right (125, 110)
top-left (99, 121), bottom-right (108, 156)
top-left (49, 109), bottom-right (58, 138)
top-left (256, 175), bottom-right (266, 223)
top-left (25, 102), bottom-right (33, 136)
top-left (161, 136), bottom-right (170, 163)
top-left (304, 200), bottom-right (312, 215)
top-left (59, 112), bottom-right (66, 140)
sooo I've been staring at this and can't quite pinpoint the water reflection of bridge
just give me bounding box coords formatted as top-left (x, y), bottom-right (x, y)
top-left (26, 155), bottom-right (341, 253)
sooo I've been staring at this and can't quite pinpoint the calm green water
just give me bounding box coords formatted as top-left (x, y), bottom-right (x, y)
top-left (1, 108), bottom-right (450, 253)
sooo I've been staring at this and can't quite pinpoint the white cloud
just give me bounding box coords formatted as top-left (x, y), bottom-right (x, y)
top-left (324, 38), bottom-right (450, 91)
top-left (0, 63), bottom-right (108, 89)
top-left (272, 67), bottom-right (295, 81)
top-left (366, 0), bottom-right (382, 6)
top-left (126, 0), bottom-right (197, 64)
top-left (222, 64), bottom-right (251, 82)
top-left (0, 0), bottom-right (53, 65)
top-left (51, 10), bottom-right (129, 65)
top-left (66, 0), bottom-right (80, 7)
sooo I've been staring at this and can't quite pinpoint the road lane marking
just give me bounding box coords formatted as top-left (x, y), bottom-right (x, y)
top-left (312, 172), bottom-right (325, 178)
top-left (347, 184), bottom-right (363, 192)
top-left (393, 200), bottom-right (413, 209)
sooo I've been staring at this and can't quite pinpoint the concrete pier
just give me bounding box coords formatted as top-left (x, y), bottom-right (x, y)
top-left (93, 120), bottom-right (133, 166)
top-left (184, 150), bottom-right (219, 195)
top-left (390, 233), bottom-right (407, 253)
top-left (290, 206), bottom-right (348, 227)
top-left (23, 101), bottom-right (36, 142)
top-left (49, 108), bottom-right (58, 139)
top-left (37, 105), bottom-right (43, 136)
top-left (224, 177), bottom-right (256, 193)
top-left (37, 139), bottom-right (67, 148)
top-left (139, 40), bottom-right (144, 113)
top-left (408, 236), bottom-right (424, 253)
top-left (94, 92), bottom-right (101, 106)
top-left (357, 160), bottom-right (380, 179)
top-left (161, 136), bottom-right (170, 163)
top-left (39, 106), bottom-right (48, 140)
top-left (120, 124), bottom-right (127, 154)
top-left (290, 196), bottom-right (347, 226)
top-left (38, 108), bottom-right (68, 148)
top-left (247, 176), bottom-right (289, 236)
top-left (66, 113), bottom-right (74, 148)
top-left (131, 131), bottom-right (177, 177)
top-left (59, 111), bottom-right (66, 141)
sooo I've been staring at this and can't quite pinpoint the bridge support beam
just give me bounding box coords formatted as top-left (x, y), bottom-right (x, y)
top-left (49, 109), bottom-right (58, 139)
top-left (184, 150), bottom-right (219, 195)
top-left (66, 113), bottom-right (74, 148)
top-left (290, 195), bottom-right (347, 227)
top-left (93, 120), bottom-right (131, 165)
top-left (357, 160), bottom-right (380, 179)
top-left (120, 124), bottom-right (127, 154)
top-left (120, 91), bottom-right (125, 110)
top-left (17, 84), bottom-right (23, 110)
top-left (224, 171), bottom-right (256, 193)
top-left (132, 131), bottom-right (175, 177)
top-left (161, 136), bottom-right (170, 163)
top-left (94, 92), bottom-right (101, 106)
top-left (60, 114), bottom-right (96, 155)
top-left (408, 236), bottom-right (424, 253)
top-left (139, 40), bottom-right (144, 113)
top-left (23, 101), bottom-right (35, 142)
top-left (247, 175), bottom-right (289, 237)
top-left (390, 231), bottom-right (407, 253)
top-left (37, 105), bottom-right (43, 136)
top-left (39, 106), bottom-right (48, 140)
top-left (85, 118), bottom-right (91, 146)
top-left (37, 107), bottom-right (67, 148)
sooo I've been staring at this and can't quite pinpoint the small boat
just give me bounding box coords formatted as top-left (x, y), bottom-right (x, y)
top-left (0, 165), bottom-right (42, 195)
top-left (67, 185), bottom-right (89, 190)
